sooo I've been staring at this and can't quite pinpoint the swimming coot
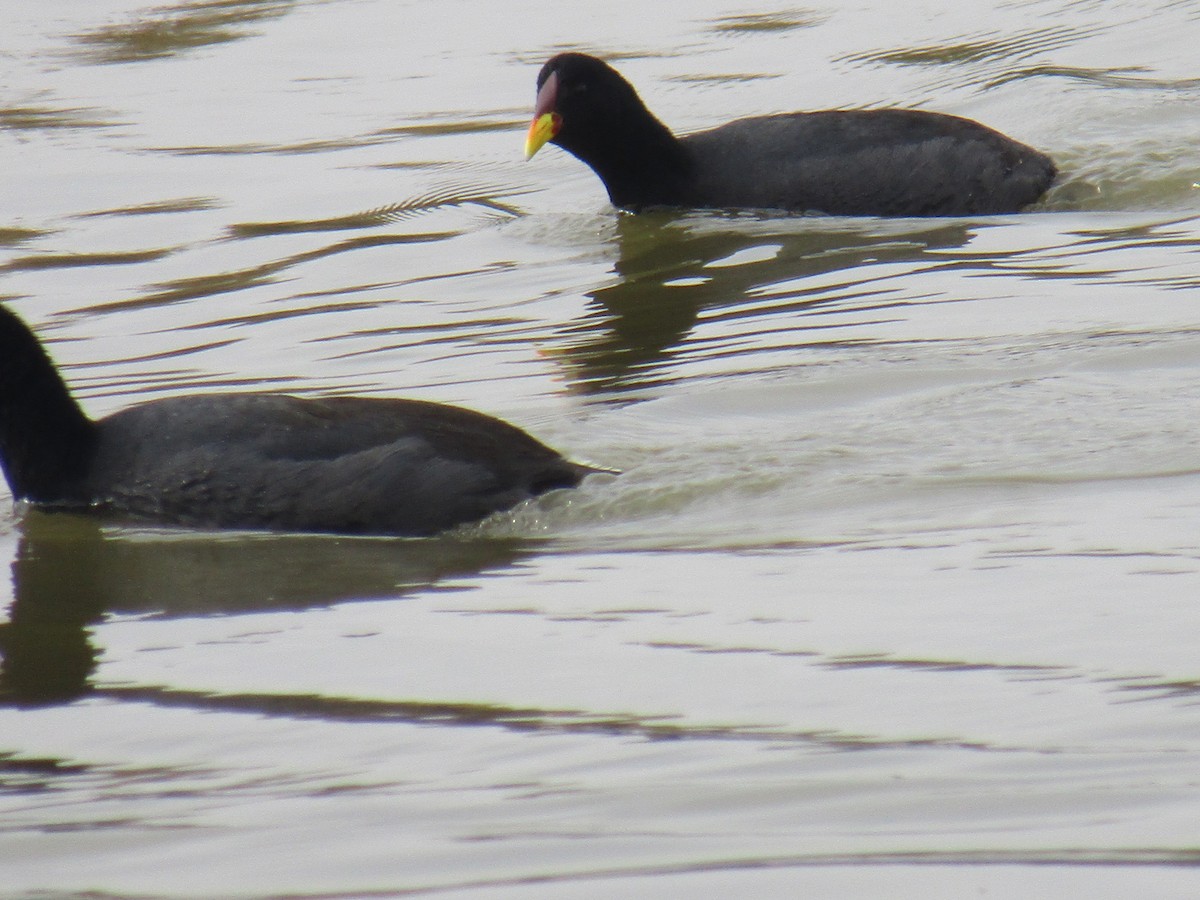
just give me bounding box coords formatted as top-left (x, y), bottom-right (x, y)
top-left (525, 52), bottom-right (1056, 216)
top-left (0, 304), bottom-right (601, 536)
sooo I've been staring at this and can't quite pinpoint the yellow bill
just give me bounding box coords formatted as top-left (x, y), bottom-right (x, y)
top-left (525, 112), bottom-right (561, 160)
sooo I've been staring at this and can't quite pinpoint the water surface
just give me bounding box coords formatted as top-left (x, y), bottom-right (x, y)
top-left (2, 0), bottom-right (1200, 896)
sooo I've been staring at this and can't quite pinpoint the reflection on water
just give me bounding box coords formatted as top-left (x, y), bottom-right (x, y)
top-left (841, 25), bottom-right (1094, 72)
top-left (0, 513), bottom-right (530, 706)
top-left (227, 186), bottom-right (524, 238)
top-left (560, 214), bottom-right (973, 392)
top-left (3, 247), bottom-right (176, 274)
top-left (706, 11), bottom-right (821, 35)
top-left (3, 0), bottom-right (1200, 895)
top-left (0, 105), bottom-right (119, 131)
top-left (71, 0), bottom-right (296, 64)
top-left (0, 227), bottom-right (49, 249)
top-left (130, 231), bottom-right (457, 309)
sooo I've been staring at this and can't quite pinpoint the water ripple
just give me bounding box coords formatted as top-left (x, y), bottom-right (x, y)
top-left (841, 25), bottom-right (1096, 70)
top-left (0, 104), bottom-right (121, 131)
top-left (69, 0), bottom-right (295, 64)
top-left (91, 685), bottom-right (1007, 754)
top-left (707, 11), bottom-right (824, 35)
top-left (227, 186), bottom-right (526, 238)
top-left (989, 64), bottom-right (1200, 92)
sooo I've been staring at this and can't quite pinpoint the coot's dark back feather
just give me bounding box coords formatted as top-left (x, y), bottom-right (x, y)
top-left (530, 53), bottom-right (1056, 215)
top-left (683, 110), bottom-right (1055, 216)
top-left (0, 305), bottom-right (599, 536)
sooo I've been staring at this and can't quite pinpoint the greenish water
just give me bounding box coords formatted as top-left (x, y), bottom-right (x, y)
top-left (2, 0), bottom-right (1200, 897)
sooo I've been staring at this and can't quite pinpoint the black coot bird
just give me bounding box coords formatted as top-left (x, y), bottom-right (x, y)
top-left (526, 53), bottom-right (1056, 216)
top-left (0, 304), bottom-right (601, 536)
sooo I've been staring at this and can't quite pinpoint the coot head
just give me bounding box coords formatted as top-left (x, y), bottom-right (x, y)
top-left (525, 53), bottom-right (653, 161)
top-left (525, 53), bottom-right (689, 210)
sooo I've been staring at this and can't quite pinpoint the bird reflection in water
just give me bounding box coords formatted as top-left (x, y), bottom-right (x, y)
top-left (556, 214), bottom-right (976, 393)
top-left (0, 513), bottom-right (531, 706)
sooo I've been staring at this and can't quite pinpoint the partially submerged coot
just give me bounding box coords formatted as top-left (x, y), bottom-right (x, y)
top-left (0, 304), bottom-right (602, 536)
top-left (526, 52), bottom-right (1056, 216)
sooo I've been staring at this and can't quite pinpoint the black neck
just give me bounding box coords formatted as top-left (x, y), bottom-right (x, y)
top-left (563, 105), bottom-right (692, 211)
top-left (0, 306), bottom-right (97, 503)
